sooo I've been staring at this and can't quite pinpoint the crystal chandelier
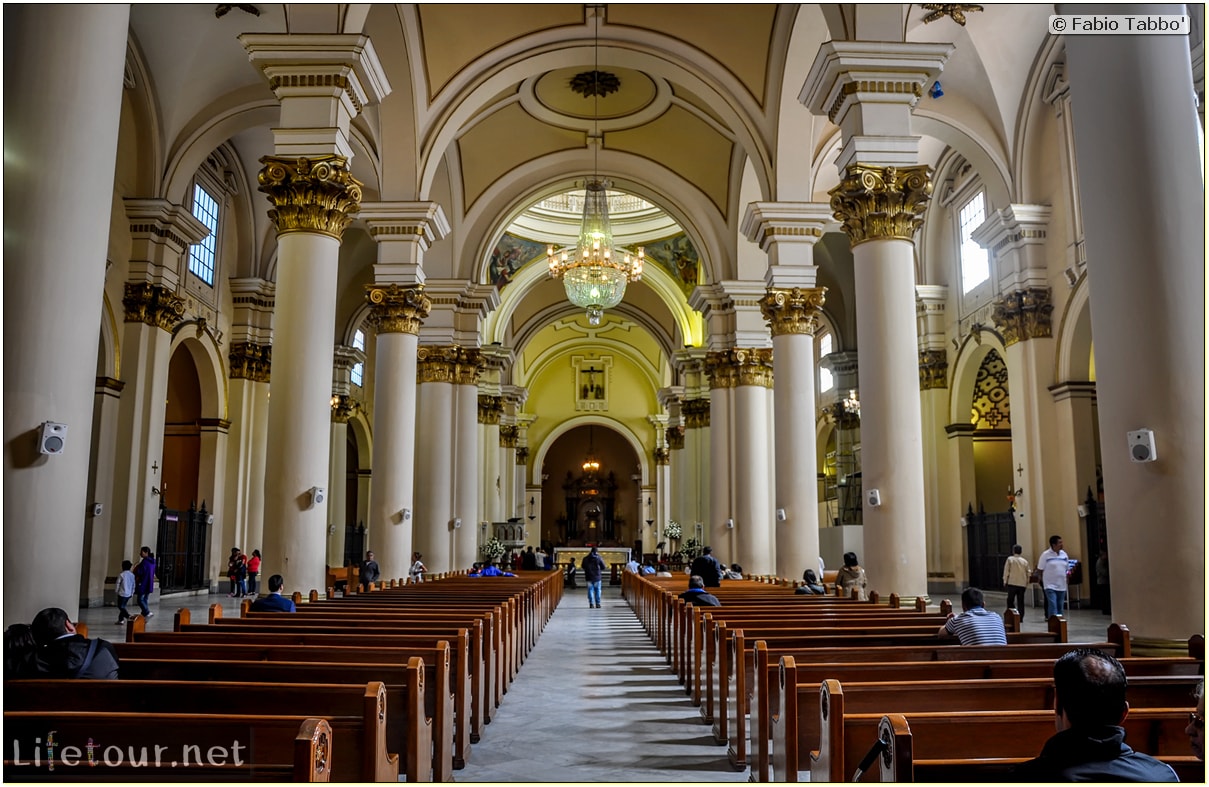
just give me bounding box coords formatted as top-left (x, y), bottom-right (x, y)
top-left (546, 8), bottom-right (643, 326)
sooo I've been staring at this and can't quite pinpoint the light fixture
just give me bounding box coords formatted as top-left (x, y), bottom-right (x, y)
top-left (582, 425), bottom-right (601, 474)
top-left (645, 496), bottom-right (653, 528)
top-left (929, 80), bottom-right (944, 99)
top-left (842, 389), bottom-right (861, 418)
top-left (528, 496), bottom-right (536, 522)
top-left (546, 6), bottom-right (643, 326)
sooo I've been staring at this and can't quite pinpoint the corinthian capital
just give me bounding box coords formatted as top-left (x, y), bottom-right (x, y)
top-left (258, 155), bottom-right (362, 240)
top-left (830, 164), bottom-right (932, 247)
top-left (365, 284), bottom-right (431, 335)
top-left (416, 345), bottom-right (484, 386)
top-left (705, 348), bottom-right (775, 389)
top-left (759, 287), bottom-right (828, 336)
top-left (123, 282), bottom-right (185, 332)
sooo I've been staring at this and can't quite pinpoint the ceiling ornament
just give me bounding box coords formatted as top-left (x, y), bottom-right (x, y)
top-left (920, 4), bottom-right (984, 26)
top-left (569, 70), bottom-right (620, 98)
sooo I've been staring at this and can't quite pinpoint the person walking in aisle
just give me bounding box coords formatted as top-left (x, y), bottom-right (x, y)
top-left (582, 546), bottom-right (606, 608)
top-left (1003, 544), bottom-right (1031, 621)
top-left (246, 549), bottom-right (261, 596)
top-left (1038, 535), bottom-right (1070, 620)
top-left (133, 546), bottom-right (156, 618)
top-left (114, 560), bottom-right (135, 625)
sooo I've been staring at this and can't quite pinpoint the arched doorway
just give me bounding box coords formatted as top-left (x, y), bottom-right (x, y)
top-left (158, 345), bottom-right (210, 591)
top-left (540, 424), bottom-right (640, 549)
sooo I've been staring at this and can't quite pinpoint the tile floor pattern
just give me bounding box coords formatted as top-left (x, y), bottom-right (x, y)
top-left (73, 584), bottom-right (1122, 782)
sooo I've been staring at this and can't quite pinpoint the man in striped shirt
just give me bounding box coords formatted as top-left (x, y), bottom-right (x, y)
top-left (939, 587), bottom-right (1008, 645)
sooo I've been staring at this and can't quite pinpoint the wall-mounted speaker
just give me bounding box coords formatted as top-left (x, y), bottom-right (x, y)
top-left (775, 508), bottom-right (787, 522)
top-left (1127, 429), bottom-right (1157, 463)
top-left (452, 517), bottom-right (462, 529)
top-left (309, 486), bottom-right (326, 507)
top-left (867, 489), bottom-right (882, 507)
top-left (39, 421), bottom-right (68, 455)
top-left (725, 518), bottom-right (735, 529)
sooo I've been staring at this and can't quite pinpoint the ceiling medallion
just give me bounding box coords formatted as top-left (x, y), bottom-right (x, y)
top-left (920, 4), bottom-right (984, 25)
top-left (570, 70), bottom-right (620, 99)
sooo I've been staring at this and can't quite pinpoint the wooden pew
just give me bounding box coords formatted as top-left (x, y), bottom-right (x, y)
top-left (1, 710), bottom-right (379, 782)
top-left (877, 712), bottom-right (1206, 782)
top-left (784, 673), bottom-right (1198, 782)
top-left (737, 622), bottom-right (1132, 779)
top-left (4, 681), bottom-right (415, 780)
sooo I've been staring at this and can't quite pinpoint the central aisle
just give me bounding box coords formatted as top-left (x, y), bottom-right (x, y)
top-left (457, 584), bottom-right (751, 782)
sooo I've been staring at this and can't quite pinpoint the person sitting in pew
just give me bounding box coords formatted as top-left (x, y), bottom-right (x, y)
top-left (679, 575), bottom-right (721, 607)
top-left (249, 574), bottom-right (296, 612)
top-left (477, 561), bottom-right (515, 577)
top-left (795, 569), bottom-right (826, 595)
top-left (1188, 679), bottom-right (1205, 761)
top-left (1013, 648), bottom-right (1178, 782)
top-left (30, 607), bottom-right (120, 679)
top-left (4, 623), bottom-right (39, 679)
top-left (937, 586), bottom-right (1007, 645)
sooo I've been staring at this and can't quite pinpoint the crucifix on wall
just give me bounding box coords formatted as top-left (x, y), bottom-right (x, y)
top-left (572, 355), bottom-right (613, 412)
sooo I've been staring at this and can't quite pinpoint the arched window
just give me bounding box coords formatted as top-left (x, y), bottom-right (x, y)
top-left (817, 332), bottom-right (834, 395)
top-left (188, 183), bottom-right (220, 287)
top-left (958, 190), bottom-right (990, 293)
top-left (351, 329), bottom-right (365, 387)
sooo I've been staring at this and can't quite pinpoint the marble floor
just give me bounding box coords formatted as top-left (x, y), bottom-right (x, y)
top-left (72, 582), bottom-right (1124, 782)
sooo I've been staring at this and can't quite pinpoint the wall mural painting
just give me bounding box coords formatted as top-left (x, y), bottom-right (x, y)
top-left (642, 233), bottom-right (700, 296)
top-left (489, 233), bottom-right (547, 289)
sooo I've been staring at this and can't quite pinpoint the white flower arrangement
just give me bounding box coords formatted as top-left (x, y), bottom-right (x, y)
top-left (482, 536), bottom-right (506, 560)
top-left (680, 536), bottom-right (704, 560)
top-left (664, 519), bottom-right (682, 540)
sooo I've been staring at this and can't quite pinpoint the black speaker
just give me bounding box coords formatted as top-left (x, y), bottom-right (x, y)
top-left (38, 422), bottom-right (67, 455)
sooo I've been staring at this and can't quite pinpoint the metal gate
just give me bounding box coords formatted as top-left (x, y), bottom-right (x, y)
top-left (155, 501), bottom-right (210, 592)
top-left (964, 503), bottom-right (1017, 591)
top-left (343, 523), bottom-right (366, 567)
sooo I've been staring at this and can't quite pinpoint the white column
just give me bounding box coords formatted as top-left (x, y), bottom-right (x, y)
top-left (415, 375), bottom-right (454, 572)
top-left (84, 378), bottom-right (125, 607)
top-left (706, 385), bottom-right (732, 558)
top-left (197, 418), bottom-right (229, 562)
top-left (478, 395), bottom-right (502, 532)
top-left (916, 286), bottom-right (952, 587)
top-left (3, 4), bottom-right (130, 621)
top-left (242, 33), bottom-right (390, 597)
top-left (327, 417), bottom-right (349, 566)
top-left (745, 201), bottom-right (834, 581)
top-left (1062, 3), bottom-right (1205, 645)
top-left (734, 375), bottom-right (774, 575)
top-left (454, 376), bottom-right (482, 570)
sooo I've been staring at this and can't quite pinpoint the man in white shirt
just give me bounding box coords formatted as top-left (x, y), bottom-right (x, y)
top-left (1038, 534), bottom-right (1070, 621)
top-left (624, 556), bottom-right (640, 574)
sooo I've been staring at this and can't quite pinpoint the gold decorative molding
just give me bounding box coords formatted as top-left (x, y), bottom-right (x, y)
top-left (515, 445), bottom-right (530, 465)
top-left (919, 349), bottom-right (949, 390)
top-left (229, 341), bottom-right (272, 383)
top-left (123, 282), bottom-right (185, 332)
top-left (654, 446), bottom-right (670, 466)
top-left (499, 424), bottom-right (519, 448)
top-left (830, 164), bottom-right (933, 247)
top-left (365, 284), bottom-right (431, 335)
top-left (330, 394), bottom-right (360, 424)
top-left (478, 395), bottom-right (504, 425)
top-left (666, 425), bottom-right (685, 450)
top-left (991, 287), bottom-right (1054, 347)
top-left (828, 81), bottom-right (923, 124)
top-left (416, 345), bottom-right (484, 386)
top-left (920, 4), bottom-right (985, 26)
top-left (95, 376), bottom-right (126, 394)
top-left (760, 287), bottom-right (829, 336)
top-left (257, 155), bottom-right (362, 240)
top-left (682, 398), bottom-right (711, 429)
top-left (706, 348), bottom-right (775, 389)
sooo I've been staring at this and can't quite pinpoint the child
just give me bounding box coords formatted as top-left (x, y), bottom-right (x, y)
top-left (115, 560), bottom-right (135, 625)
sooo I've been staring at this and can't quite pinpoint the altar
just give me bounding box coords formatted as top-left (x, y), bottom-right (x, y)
top-left (554, 547), bottom-right (631, 570)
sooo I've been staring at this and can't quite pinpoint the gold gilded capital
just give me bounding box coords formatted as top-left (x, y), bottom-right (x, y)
top-left (682, 398), bottom-right (711, 429)
top-left (499, 424), bottom-right (519, 448)
top-left (258, 155), bottom-right (362, 240)
top-left (229, 341), bottom-right (272, 383)
top-left (706, 348), bottom-right (774, 389)
top-left (918, 349), bottom-right (948, 390)
top-left (654, 446), bottom-right (670, 466)
top-left (330, 393), bottom-right (361, 424)
top-left (123, 282), bottom-right (185, 332)
top-left (417, 345), bottom-right (484, 386)
top-left (515, 445), bottom-right (530, 465)
top-left (760, 287), bottom-right (828, 337)
top-left (666, 425), bottom-right (685, 450)
top-left (478, 395), bottom-right (504, 425)
top-left (992, 287), bottom-right (1054, 347)
top-left (365, 284), bottom-right (431, 335)
top-left (830, 164), bottom-right (932, 246)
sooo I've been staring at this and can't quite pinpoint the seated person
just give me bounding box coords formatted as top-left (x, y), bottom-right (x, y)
top-left (5, 623), bottom-right (39, 679)
top-left (479, 561), bottom-right (515, 577)
top-left (723, 563), bottom-right (744, 580)
top-left (679, 574), bottom-right (721, 607)
top-left (795, 569), bottom-right (826, 595)
top-left (937, 586), bottom-right (1007, 645)
top-left (30, 607), bottom-right (120, 679)
top-left (640, 559), bottom-right (657, 575)
top-left (624, 556), bottom-right (640, 574)
top-left (468, 562), bottom-right (482, 576)
top-left (250, 574), bottom-right (296, 612)
top-left (1013, 648), bottom-right (1178, 781)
